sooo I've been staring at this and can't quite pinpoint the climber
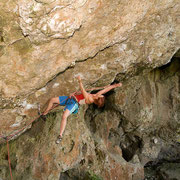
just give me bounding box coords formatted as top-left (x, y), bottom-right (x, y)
top-left (41, 76), bottom-right (122, 144)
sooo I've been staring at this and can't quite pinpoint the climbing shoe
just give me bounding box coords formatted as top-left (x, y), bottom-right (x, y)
top-left (40, 114), bottom-right (46, 121)
top-left (56, 135), bottom-right (62, 144)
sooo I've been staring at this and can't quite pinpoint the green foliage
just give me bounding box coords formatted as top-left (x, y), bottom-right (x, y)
top-left (85, 171), bottom-right (103, 180)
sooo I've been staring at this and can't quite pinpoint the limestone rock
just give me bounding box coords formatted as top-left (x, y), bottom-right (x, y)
top-left (0, 0), bottom-right (180, 179)
top-left (0, 107), bottom-right (144, 180)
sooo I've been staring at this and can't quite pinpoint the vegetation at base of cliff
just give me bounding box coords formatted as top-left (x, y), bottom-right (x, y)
top-left (85, 171), bottom-right (103, 180)
top-left (0, 111), bottom-right (59, 179)
top-left (0, 139), bottom-right (19, 179)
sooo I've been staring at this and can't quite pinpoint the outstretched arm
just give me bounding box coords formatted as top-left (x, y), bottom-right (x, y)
top-left (77, 76), bottom-right (93, 103)
top-left (96, 83), bottom-right (122, 96)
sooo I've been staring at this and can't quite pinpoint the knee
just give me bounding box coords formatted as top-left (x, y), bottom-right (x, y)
top-left (62, 112), bottom-right (70, 120)
top-left (62, 114), bottom-right (68, 120)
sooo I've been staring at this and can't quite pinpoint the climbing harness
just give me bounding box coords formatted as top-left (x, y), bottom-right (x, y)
top-left (0, 84), bottom-right (109, 179)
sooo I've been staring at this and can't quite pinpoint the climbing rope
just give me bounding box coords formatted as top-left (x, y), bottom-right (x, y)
top-left (0, 84), bottom-right (109, 179)
top-left (6, 138), bottom-right (13, 180)
top-left (0, 107), bottom-right (56, 180)
top-left (0, 85), bottom-right (108, 139)
top-left (0, 114), bottom-right (42, 180)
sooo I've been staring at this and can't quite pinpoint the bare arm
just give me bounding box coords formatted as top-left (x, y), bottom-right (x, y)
top-left (96, 83), bottom-right (122, 96)
top-left (77, 76), bottom-right (93, 103)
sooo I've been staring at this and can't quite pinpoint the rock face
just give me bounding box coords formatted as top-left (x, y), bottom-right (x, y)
top-left (0, 0), bottom-right (180, 179)
top-left (0, 0), bottom-right (179, 139)
top-left (0, 107), bottom-right (144, 180)
top-left (144, 143), bottom-right (180, 180)
top-left (112, 57), bottom-right (180, 163)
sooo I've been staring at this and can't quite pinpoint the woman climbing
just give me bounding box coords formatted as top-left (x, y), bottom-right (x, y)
top-left (42, 76), bottom-right (122, 144)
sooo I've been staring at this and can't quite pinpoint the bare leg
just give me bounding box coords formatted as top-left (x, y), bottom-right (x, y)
top-left (59, 109), bottom-right (71, 137)
top-left (43, 97), bottom-right (60, 115)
